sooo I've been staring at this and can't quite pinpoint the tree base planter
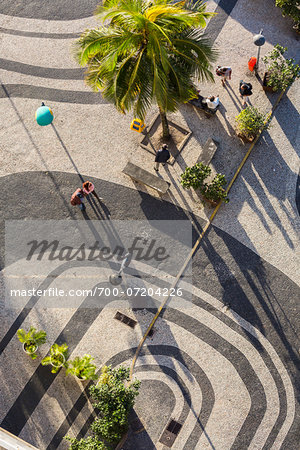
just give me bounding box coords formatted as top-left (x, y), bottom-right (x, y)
top-left (140, 113), bottom-right (192, 165)
top-left (193, 189), bottom-right (223, 207)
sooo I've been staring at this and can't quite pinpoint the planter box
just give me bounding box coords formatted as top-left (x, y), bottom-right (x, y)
top-left (140, 113), bottom-right (192, 165)
top-left (192, 188), bottom-right (221, 207)
top-left (262, 72), bottom-right (275, 93)
top-left (236, 131), bottom-right (256, 143)
top-left (203, 197), bottom-right (219, 207)
top-left (293, 23), bottom-right (300, 35)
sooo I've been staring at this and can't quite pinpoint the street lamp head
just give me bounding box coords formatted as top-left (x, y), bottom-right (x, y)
top-left (253, 30), bottom-right (265, 47)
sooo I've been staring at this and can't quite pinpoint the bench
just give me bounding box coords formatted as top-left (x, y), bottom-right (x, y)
top-left (197, 138), bottom-right (219, 166)
top-left (188, 95), bottom-right (219, 118)
top-left (122, 161), bottom-right (170, 195)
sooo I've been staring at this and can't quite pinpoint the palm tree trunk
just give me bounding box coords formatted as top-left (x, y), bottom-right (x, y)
top-left (159, 107), bottom-right (170, 139)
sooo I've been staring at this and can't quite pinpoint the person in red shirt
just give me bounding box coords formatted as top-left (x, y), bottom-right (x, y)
top-left (82, 181), bottom-right (102, 201)
top-left (70, 187), bottom-right (86, 211)
top-left (70, 181), bottom-right (102, 211)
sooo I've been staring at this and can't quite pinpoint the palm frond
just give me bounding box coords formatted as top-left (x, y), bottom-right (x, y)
top-left (73, 0), bottom-right (218, 119)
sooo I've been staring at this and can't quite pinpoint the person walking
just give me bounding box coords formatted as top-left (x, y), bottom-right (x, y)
top-left (154, 144), bottom-right (170, 171)
top-left (71, 181), bottom-right (103, 212)
top-left (239, 80), bottom-right (253, 107)
top-left (70, 187), bottom-right (86, 211)
top-left (216, 66), bottom-right (232, 87)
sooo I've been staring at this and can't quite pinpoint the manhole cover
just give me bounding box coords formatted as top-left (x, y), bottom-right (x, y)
top-left (114, 311), bottom-right (137, 328)
top-left (159, 420), bottom-right (182, 447)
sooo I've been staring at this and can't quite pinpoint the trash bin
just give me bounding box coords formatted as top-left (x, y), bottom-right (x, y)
top-left (248, 57), bottom-right (257, 72)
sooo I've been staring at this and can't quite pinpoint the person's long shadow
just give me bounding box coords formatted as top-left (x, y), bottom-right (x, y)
top-left (225, 83), bottom-right (243, 111)
top-left (84, 194), bottom-right (112, 222)
top-left (50, 125), bottom-right (112, 222)
top-left (51, 123), bottom-right (84, 182)
top-left (271, 88), bottom-right (300, 151)
top-left (240, 129), bottom-right (298, 247)
top-left (199, 230), bottom-right (265, 349)
top-left (217, 103), bottom-right (236, 137)
top-left (216, 225), bottom-right (300, 392)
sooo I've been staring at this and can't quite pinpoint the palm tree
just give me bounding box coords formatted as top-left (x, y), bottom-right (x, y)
top-left (73, 0), bottom-right (217, 138)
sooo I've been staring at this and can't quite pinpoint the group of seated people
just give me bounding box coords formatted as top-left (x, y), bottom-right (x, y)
top-left (189, 90), bottom-right (220, 112)
top-left (202, 94), bottom-right (220, 111)
top-left (191, 79), bottom-right (253, 112)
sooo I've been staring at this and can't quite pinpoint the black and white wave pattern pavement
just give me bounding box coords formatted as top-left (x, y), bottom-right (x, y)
top-left (0, 256), bottom-right (298, 450)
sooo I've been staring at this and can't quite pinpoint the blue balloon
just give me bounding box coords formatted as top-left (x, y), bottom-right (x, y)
top-left (35, 104), bottom-right (53, 126)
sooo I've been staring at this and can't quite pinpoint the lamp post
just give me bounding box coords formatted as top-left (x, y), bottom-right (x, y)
top-left (109, 253), bottom-right (131, 285)
top-left (253, 29), bottom-right (265, 74)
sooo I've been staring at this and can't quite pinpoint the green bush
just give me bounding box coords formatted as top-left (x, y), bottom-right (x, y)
top-left (66, 354), bottom-right (97, 380)
top-left (263, 44), bottom-right (300, 91)
top-left (275, 0), bottom-right (300, 30)
top-left (201, 174), bottom-right (229, 203)
top-left (90, 366), bottom-right (140, 443)
top-left (65, 365), bottom-right (140, 449)
top-left (235, 106), bottom-right (270, 140)
top-left (180, 163), bottom-right (211, 189)
top-left (17, 326), bottom-right (47, 360)
top-left (41, 343), bottom-right (68, 374)
top-left (181, 163), bottom-right (229, 203)
top-left (65, 436), bottom-right (107, 450)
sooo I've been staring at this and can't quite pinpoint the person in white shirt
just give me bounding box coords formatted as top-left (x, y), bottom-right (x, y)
top-left (203, 95), bottom-right (220, 110)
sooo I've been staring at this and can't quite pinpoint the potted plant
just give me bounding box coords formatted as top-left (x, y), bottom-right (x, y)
top-left (17, 326), bottom-right (47, 360)
top-left (41, 343), bottom-right (68, 373)
top-left (262, 44), bottom-right (300, 92)
top-left (180, 163), bottom-right (211, 190)
top-left (201, 174), bottom-right (229, 206)
top-left (235, 107), bottom-right (271, 142)
top-left (66, 354), bottom-right (97, 381)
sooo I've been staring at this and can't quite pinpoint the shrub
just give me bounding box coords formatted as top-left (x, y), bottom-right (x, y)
top-left (65, 436), bottom-right (107, 450)
top-left (181, 162), bottom-right (229, 203)
top-left (90, 365), bottom-right (140, 443)
top-left (180, 163), bottom-right (211, 189)
top-left (275, 0), bottom-right (300, 30)
top-left (262, 44), bottom-right (300, 91)
top-left (66, 354), bottom-right (97, 380)
top-left (17, 326), bottom-right (47, 360)
top-left (41, 343), bottom-right (68, 374)
top-left (65, 365), bottom-right (140, 449)
top-left (201, 174), bottom-right (229, 204)
top-left (235, 107), bottom-right (271, 140)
